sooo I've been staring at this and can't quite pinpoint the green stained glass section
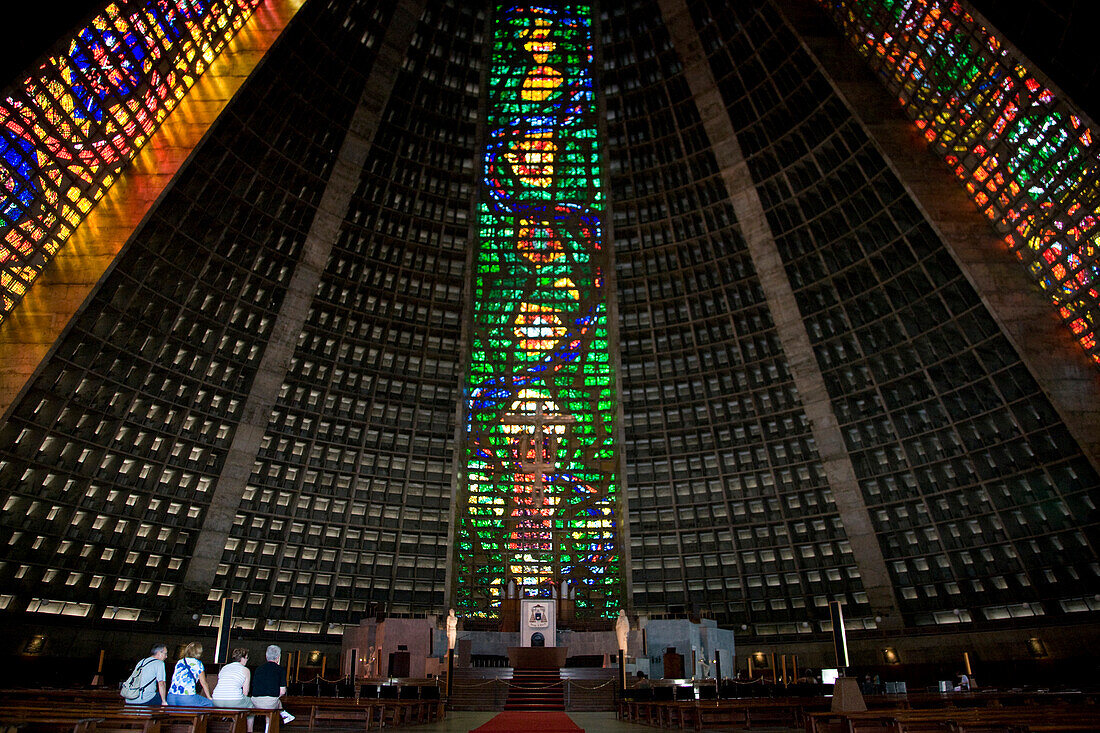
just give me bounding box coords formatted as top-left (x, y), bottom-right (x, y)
top-left (453, 3), bottom-right (621, 621)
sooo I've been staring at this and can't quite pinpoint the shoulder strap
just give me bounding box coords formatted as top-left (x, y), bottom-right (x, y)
top-left (138, 659), bottom-right (158, 691)
top-left (131, 658), bottom-right (153, 679)
top-left (129, 658), bottom-right (156, 692)
top-left (183, 658), bottom-right (198, 685)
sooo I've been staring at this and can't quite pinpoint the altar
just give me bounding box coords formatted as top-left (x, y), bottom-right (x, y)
top-left (507, 645), bottom-right (568, 668)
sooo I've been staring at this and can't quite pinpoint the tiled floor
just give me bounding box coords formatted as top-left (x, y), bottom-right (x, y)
top-left (395, 711), bottom-right (641, 731)
top-left (386, 710), bottom-right (802, 732)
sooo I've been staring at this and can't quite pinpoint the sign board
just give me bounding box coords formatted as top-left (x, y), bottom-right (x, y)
top-left (519, 598), bottom-right (556, 647)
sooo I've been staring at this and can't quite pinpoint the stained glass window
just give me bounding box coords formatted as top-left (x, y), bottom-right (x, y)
top-left (0, 0), bottom-right (263, 322)
top-left (817, 0), bottom-right (1100, 366)
top-left (454, 3), bottom-right (622, 621)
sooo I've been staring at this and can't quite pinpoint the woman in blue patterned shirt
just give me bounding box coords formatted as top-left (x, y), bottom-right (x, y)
top-left (166, 642), bottom-right (214, 707)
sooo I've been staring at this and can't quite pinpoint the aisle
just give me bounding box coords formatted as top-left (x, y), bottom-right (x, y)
top-left (378, 711), bottom-right (646, 732)
top-left (469, 710), bottom-right (583, 732)
top-left (383, 710), bottom-right (801, 732)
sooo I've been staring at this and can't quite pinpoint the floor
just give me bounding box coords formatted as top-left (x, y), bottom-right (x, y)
top-left (382, 711), bottom-right (802, 732)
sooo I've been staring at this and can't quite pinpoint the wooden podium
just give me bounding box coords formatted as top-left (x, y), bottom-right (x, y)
top-left (500, 597), bottom-right (519, 632)
top-left (388, 651), bottom-right (410, 677)
top-left (663, 647), bottom-right (685, 678)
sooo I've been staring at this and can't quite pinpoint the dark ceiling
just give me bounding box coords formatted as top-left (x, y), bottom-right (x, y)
top-left (968, 0), bottom-right (1099, 121)
top-left (1, 1), bottom-right (102, 85)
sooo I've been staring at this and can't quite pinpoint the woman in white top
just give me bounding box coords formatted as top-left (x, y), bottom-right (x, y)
top-left (212, 648), bottom-right (254, 731)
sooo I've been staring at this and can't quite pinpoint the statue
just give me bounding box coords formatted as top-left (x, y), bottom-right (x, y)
top-left (615, 609), bottom-right (629, 651)
top-left (446, 608), bottom-right (458, 651)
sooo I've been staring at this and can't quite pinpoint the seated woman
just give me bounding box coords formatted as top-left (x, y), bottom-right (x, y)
top-left (212, 647), bottom-right (255, 732)
top-left (167, 642), bottom-right (214, 707)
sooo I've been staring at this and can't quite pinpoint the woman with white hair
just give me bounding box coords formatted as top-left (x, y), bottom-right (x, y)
top-left (251, 644), bottom-right (294, 725)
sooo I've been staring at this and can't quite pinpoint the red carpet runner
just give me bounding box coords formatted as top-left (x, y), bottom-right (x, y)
top-left (469, 711), bottom-right (584, 733)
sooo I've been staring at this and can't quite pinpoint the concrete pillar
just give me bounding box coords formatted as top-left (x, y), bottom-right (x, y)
top-left (779, 0), bottom-right (1100, 472)
top-left (658, 0), bottom-right (904, 629)
top-left (179, 1), bottom-right (430, 619)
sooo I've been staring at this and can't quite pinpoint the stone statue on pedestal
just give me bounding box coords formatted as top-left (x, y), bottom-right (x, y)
top-left (615, 609), bottom-right (629, 651)
top-left (446, 608), bottom-right (458, 650)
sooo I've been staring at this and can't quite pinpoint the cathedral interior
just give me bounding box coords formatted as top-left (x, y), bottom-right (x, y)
top-left (1, 0), bottom-right (1099, 686)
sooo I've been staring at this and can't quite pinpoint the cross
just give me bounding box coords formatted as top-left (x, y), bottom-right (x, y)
top-left (501, 398), bottom-right (577, 508)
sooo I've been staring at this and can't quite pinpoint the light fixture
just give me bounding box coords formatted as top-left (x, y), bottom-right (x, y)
top-left (1027, 638), bottom-right (1047, 658)
top-left (23, 635), bottom-right (47, 655)
top-left (882, 647), bottom-right (900, 664)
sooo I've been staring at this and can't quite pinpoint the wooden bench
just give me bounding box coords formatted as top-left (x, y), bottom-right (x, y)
top-left (1, 701), bottom-right (173, 733)
top-left (283, 695), bottom-right (440, 730)
top-left (0, 711), bottom-right (104, 733)
top-left (0, 686), bottom-right (443, 732)
top-left (805, 704), bottom-right (1100, 733)
top-left (305, 700), bottom-right (385, 731)
top-left (0, 689), bottom-right (284, 732)
top-left (619, 696), bottom-right (825, 730)
top-left (0, 699), bottom-right (280, 733)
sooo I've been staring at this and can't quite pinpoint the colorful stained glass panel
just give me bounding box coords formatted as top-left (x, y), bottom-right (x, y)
top-left (817, 0), bottom-right (1100, 366)
top-left (0, 0), bottom-right (264, 322)
top-left (454, 3), bottom-right (621, 621)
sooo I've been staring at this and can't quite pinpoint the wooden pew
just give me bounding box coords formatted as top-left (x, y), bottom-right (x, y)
top-left (1, 685), bottom-right (436, 732)
top-left (0, 699), bottom-right (279, 733)
top-left (0, 705), bottom-right (162, 733)
top-left (304, 700), bottom-right (385, 730)
top-left (620, 696), bottom-right (825, 730)
top-left (805, 704), bottom-right (1100, 733)
top-left (0, 711), bottom-right (104, 733)
top-left (0, 701), bottom-right (166, 733)
top-left (0, 683), bottom-right (442, 732)
top-left (282, 695), bottom-right (439, 730)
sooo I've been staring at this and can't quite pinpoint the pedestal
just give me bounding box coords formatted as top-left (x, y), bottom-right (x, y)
top-left (831, 676), bottom-right (867, 712)
top-left (447, 649), bottom-right (454, 698)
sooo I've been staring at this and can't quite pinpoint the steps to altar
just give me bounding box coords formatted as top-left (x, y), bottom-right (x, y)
top-left (503, 669), bottom-right (565, 711)
top-left (449, 667), bottom-right (616, 712)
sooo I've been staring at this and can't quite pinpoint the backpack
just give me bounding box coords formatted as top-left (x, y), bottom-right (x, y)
top-left (120, 658), bottom-right (155, 700)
